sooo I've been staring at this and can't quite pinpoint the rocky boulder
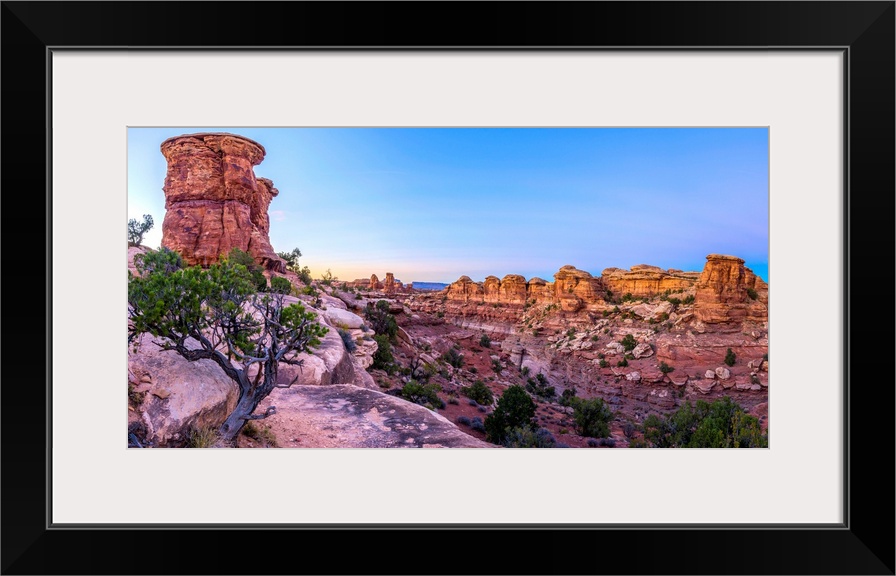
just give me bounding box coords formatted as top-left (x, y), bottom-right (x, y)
top-left (128, 333), bottom-right (238, 446)
top-left (255, 385), bottom-right (494, 447)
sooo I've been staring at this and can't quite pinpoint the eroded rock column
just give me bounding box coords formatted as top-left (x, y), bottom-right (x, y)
top-left (160, 133), bottom-right (285, 272)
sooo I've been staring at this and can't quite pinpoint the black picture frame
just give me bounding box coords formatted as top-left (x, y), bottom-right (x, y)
top-left (2, 2), bottom-right (893, 574)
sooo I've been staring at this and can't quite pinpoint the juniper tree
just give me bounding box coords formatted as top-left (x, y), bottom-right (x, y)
top-left (127, 214), bottom-right (154, 247)
top-left (128, 248), bottom-right (327, 444)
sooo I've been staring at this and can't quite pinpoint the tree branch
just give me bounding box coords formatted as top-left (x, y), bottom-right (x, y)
top-left (243, 406), bottom-right (277, 420)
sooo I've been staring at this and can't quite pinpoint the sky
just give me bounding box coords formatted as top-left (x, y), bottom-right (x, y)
top-left (128, 128), bottom-right (769, 284)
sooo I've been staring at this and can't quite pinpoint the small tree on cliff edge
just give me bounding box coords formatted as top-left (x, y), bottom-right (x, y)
top-left (128, 248), bottom-right (328, 444)
top-left (127, 214), bottom-right (154, 247)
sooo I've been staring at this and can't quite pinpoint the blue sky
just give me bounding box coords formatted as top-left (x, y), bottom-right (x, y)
top-left (128, 128), bottom-right (769, 284)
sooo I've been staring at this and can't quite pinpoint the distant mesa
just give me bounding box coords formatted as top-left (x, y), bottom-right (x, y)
top-left (159, 132), bottom-right (286, 272)
top-left (409, 282), bottom-right (449, 291)
top-left (438, 255), bottom-right (766, 324)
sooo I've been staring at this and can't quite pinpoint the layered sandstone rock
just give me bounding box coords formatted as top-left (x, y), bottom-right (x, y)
top-left (160, 133), bottom-right (286, 272)
top-left (369, 274), bottom-right (382, 290)
top-left (383, 272), bottom-right (396, 293)
top-left (693, 254), bottom-right (768, 324)
top-left (553, 265), bottom-right (603, 312)
top-left (602, 265), bottom-right (699, 298)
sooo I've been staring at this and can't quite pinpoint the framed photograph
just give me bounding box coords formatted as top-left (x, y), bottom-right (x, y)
top-left (3, 2), bottom-right (892, 574)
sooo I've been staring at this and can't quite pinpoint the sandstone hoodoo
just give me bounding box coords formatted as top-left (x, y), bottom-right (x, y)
top-left (160, 133), bottom-right (286, 272)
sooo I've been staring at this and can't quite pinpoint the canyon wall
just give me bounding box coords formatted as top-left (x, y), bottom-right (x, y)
top-left (437, 255), bottom-right (767, 325)
top-left (160, 133), bottom-right (285, 272)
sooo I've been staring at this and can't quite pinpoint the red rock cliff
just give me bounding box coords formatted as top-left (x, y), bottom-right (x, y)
top-left (160, 133), bottom-right (285, 272)
top-left (693, 254), bottom-right (768, 323)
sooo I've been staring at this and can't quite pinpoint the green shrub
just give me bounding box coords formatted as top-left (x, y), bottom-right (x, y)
top-left (371, 334), bottom-right (395, 373)
top-left (479, 333), bottom-right (491, 348)
top-left (641, 396), bottom-right (767, 448)
top-left (682, 294), bottom-right (695, 305)
top-left (443, 347), bottom-right (465, 369)
top-left (599, 359), bottom-right (609, 368)
top-left (364, 300), bottom-right (398, 340)
top-left (297, 266), bottom-right (313, 285)
top-left (269, 275), bottom-right (292, 294)
top-left (491, 359), bottom-right (503, 374)
top-left (401, 380), bottom-right (443, 408)
top-left (566, 328), bottom-right (576, 337)
top-left (470, 417), bottom-right (486, 433)
top-left (725, 348), bottom-right (737, 367)
top-left (276, 247), bottom-right (302, 272)
top-left (617, 358), bottom-right (628, 367)
top-left (559, 387), bottom-right (577, 406)
top-left (746, 287), bottom-right (758, 300)
top-left (570, 397), bottom-right (614, 438)
top-left (225, 248), bottom-right (267, 291)
top-left (525, 373), bottom-right (556, 400)
top-left (620, 334), bottom-right (637, 351)
top-left (461, 380), bottom-right (494, 406)
top-left (503, 427), bottom-right (557, 448)
top-left (659, 361), bottom-right (675, 374)
top-left (484, 385), bottom-right (536, 444)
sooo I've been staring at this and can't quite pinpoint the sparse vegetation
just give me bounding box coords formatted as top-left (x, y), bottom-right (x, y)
top-left (225, 247), bottom-right (267, 292)
top-left (746, 287), bottom-right (758, 300)
top-left (725, 348), bottom-right (737, 367)
top-left (503, 427), bottom-right (557, 448)
top-left (461, 380), bottom-right (494, 406)
top-left (620, 334), bottom-right (637, 351)
top-left (617, 358), bottom-right (628, 367)
top-left (241, 421), bottom-right (278, 447)
top-left (525, 373), bottom-right (556, 400)
top-left (491, 359), bottom-right (503, 374)
top-left (186, 425), bottom-right (219, 448)
top-left (443, 347), bottom-right (465, 369)
top-left (659, 361), bottom-right (675, 374)
top-left (479, 333), bottom-right (491, 348)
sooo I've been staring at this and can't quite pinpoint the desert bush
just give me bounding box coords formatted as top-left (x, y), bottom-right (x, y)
top-left (443, 347), bottom-right (465, 369)
top-left (456, 415), bottom-right (472, 426)
top-left (479, 333), bottom-right (491, 348)
top-left (484, 385), bottom-right (536, 444)
top-left (620, 334), bottom-right (637, 351)
top-left (461, 380), bottom-right (493, 406)
top-left (659, 361), bottom-right (675, 374)
top-left (225, 248), bottom-right (267, 291)
top-left (746, 287), bottom-right (758, 300)
top-left (241, 421), bottom-right (278, 447)
top-left (338, 329), bottom-right (357, 352)
top-left (642, 396), bottom-right (767, 448)
top-left (470, 417), bottom-right (486, 432)
top-left (269, 275), bottom-right (292, 294)
top-left (186, 425), bottom-right (219, 448)
top-left (503, 427), bottom-right (557, 448)
top-left (364, 300), bottom-right (398, 340)
top-left (617, 358), bottom-right (628, 367)
top-left (725, 348), bottom-right (737, 367)
top-left (371, 334), bottom-right (395, 373)
top-left (401, 380), bottom-right (443, 409)
top-left (570, 397), bottom-right (614, 438)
